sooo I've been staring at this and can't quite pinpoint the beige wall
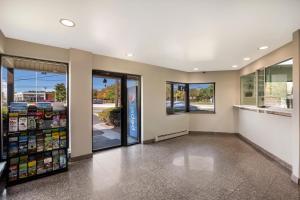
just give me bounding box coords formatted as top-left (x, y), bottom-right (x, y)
top-left (2, 37), bottom-right (190, 157)
top-left (0, 30), bottom-right (4, 53)
top-left (93, 55), bottom-right (190, 142)
top-left (188, 71), bottom-right (240, 133)
top-left (4, 38), bottom-right (69, 62)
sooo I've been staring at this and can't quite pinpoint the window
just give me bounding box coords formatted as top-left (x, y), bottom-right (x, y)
top-left (265, 59), bottom-right (293, 108)
top-left (166, 82), bottom-right (215, 114)
top-left (166, 82), bottom-right (187, 114)
top-left (240, 72), bottom-right (256, 106)
top-left (1, 55), bottom-right (68, 160)
top-left (189, 83), bottom-right (215, 112)
top-left (166, 82), bottom-right (173, 114)
top-left (240, 59), bottom-right (293, 109)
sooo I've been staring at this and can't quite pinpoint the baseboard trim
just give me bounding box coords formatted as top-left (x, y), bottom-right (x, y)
top-left (143, 139), bottom-right (155, 144)
top-left (189, 131), bottom-right (238, 136)
top-left (236, 133), bottom-right (292, 173)
top-left (70, 153), bottom-right (93, 162)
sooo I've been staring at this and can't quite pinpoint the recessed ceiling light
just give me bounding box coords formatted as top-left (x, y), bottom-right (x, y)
top-left (126, 53), bottom-right (133, 57)
top-left (232, 65), bottom-right (238, 68)
top-left (243, 57), bottom-right (251, 61)
top-left (193, 68), bottom-right (199, 71)
top-left (258, 46), bottom-right (269, 50)
top-left (59, 19), bottom-right (75, 27)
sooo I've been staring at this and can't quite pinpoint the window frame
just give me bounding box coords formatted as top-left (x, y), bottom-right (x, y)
top-left (188, 82), bottom-right (216, 114)
top-left (166, 81), bottom-right (216, 115)
top-left (166, 81), bottom-right (188, 114)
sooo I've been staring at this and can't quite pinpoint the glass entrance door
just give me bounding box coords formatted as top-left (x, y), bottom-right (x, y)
top-left (126, 76), bottom-right (140, 145)
top-left (92, 75), bottom-right (122, 151)
top-left (92, 71), bottom-right (141, 151)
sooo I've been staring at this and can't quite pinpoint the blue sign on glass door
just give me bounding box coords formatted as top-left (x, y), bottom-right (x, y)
top-left (127, 83), bottom-right (138, 138)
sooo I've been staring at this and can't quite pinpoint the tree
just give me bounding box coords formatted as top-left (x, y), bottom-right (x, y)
top-left (54, 83), bottom-right (66, 102)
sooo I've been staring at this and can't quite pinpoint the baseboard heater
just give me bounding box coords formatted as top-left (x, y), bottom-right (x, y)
top-left (155, 130), bottom-right (188, 142)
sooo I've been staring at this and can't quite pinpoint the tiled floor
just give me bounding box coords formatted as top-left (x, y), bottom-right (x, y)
top-left (2, 133), bottom-right (300, 200)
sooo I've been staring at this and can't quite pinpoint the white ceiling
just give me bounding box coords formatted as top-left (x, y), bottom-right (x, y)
top-left (1, 0), bottom-right (300, 72)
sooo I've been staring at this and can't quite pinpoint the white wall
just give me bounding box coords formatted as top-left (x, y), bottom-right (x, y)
top-left (188, 71), bottom-right (240, 133)
top-left (238, 109), bottom-right (293, 164)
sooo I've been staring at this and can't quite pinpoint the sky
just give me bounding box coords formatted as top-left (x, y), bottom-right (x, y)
top-left (2, 68), bottom-right (66, 92)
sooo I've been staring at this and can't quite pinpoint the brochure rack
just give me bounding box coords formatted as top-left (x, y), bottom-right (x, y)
top-left (6, 106), bottom-right (68, 186)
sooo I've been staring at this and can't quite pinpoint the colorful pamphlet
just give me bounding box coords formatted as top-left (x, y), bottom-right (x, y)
top-left (8, 134), bottom-right (18, 157)
top-left (27, 116), bottom-right (36, 130)
top-left (52, 150), bottom-right (60, 171)
top-left (59, 149), bottom-right (67, 168)
top-left (9, 157), bottom-right (19, 181)
top-left (52, 130), bottom-right (60, 149)
top-left (9, 113), bottom-right (18, 132)
top-left (52, 112), bottom-right (60, 128)
top-left (28, 133), bottom-right (37, 154)
top-left (19, 155), bottom-right (28, 179)
top-left (36, 131), bottom-right (44, 152)
top-left (19, 132), bottom-right (28, 155)
top-left (59, 130), bottom-right (67, 148)
top-left (44, 152), bottom-right (53, 173)
top-left (18, 116), bottom-right (27, 131)
top-left (28, 155), bottom-right (37, 176)
top-left (44, 130), bottom-right (53, 151)
top-left (59, 111), bottom-right (67, 127)
top-left (36, 110), bottom-right (45, 129)
top-left (36, 154), bottom-right (45, 175)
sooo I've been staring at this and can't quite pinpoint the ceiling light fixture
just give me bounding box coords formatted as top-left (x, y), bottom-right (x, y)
top-left (193, 68), bottom-right (199, 71)
top-left (126, 53), bottom-right (133, 57)
top-left (232, 65), bottom-right (238, 68)
top-left (243, 57), bottom-right (251, 61)
top-left (59, 18), bottom-right (75, 27)
top-left (258, 46), bottom-right (269, 50)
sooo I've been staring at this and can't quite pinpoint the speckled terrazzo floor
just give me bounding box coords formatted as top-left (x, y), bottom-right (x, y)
top-left (2, 133), bottom-right (300, 200)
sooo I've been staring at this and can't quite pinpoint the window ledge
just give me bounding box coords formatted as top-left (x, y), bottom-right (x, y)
top-left (233, 105), bottom-right (292, 117)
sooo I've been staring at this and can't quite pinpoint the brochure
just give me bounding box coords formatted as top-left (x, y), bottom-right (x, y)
top-left (28, 133), bottom-right (37, 154)
top-left (9, 157), bottom-right (19, 181)
top-left (59, 130), bottom-right (67, 148)
top-left (27, 116), bottom-right (36, 130)
top-left (19, 132), bottom-right (28, 155)
top-left (36, 110), bottom-right (45, 130)
top-left (18, 116), bottom-right (27, 131)
top-left (52, 112), bottom-right (60, 128)
top-left (52, 150), bottom-right (60, 170)
top-left (19, 155), bottom-right (28, 179)
top-left (36, 131), bottom-right (44, 152)
top-left (9, 113), bottom-right (18, 132)
top-left (8, 141), bottom-right (18, 157)
top-left (28, 155), bottom-right (37, 176)
top-left (44, 130), bottom-right (53, 151)
top-left (27, 105), bottom-right (37, 115)
top-left (8, 134), bottom-right (18, 157)
top-left (36, 154), bottom-right (45, 175)
top-left (52, 130), bottom-right (60, 149)
top-left (59, 111), bottom-right (67, 127)
top-left (44, 152), bottom-right (53, 172)
top-left (59, 149), bottom-right (67, 168)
